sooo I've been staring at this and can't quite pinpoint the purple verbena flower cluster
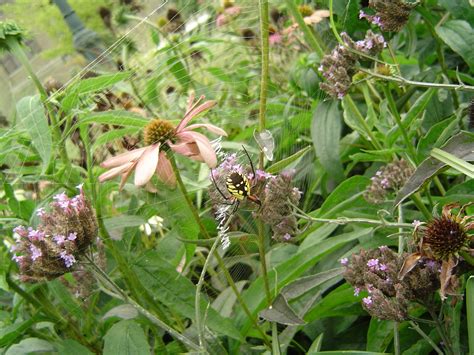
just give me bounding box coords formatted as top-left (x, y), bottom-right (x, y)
top-left (319, 31), bottom-right (386, 99)
top-left (10, 185), bottom-right (98, 282)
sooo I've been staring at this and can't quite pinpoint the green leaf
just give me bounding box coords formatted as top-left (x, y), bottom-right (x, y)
top-left (92, 127), bottom-right (140, 151)
top-left (467, 276), bottom-right (474, 354)
top-left (395, 131), bottom-right (474, 207)
top-left (103, 305), bottom-right (139, 320)
top-left (266, 146), bottom-right (312, 174)
top-left (206, 67), bottom-right (233, 83)
top-left (311, 100), bottom-right (344, 182)
top-left (56, 339), bottom-right (94, 355)
top-left (436, 20), bottom-right (474, 71)
top-left (0, 317), bottom-right (38, 348)
top-left (281, 268), bottom-right (344, 300)
top-left (103, 215), bottom-right (147, 240)
top-left (308, 334), bottom-right (324, 353)
top-left (48, 279), bottom-right (83, 319)
top-left (133, 252), bottom-right (243, 341)
top-left (16, 95), bottom-right (52, 172)
top-left (5, 338), bottom-right (54, 355)
top-left (308, 352), bottom-right (389, 354)
top-left (167, 56), bottom-right (191, 89)
top-left (430, 148), bottom-right (474, 178)
top-left (259, 294), bottom-right (305, 326)
top-left (77, 111), bottom-right (149, 128)
top-left (366, 319), bottom-right (393, 352)
top-left (439, 0), bottom-right (474, 24)
top-left (70, 72), bottom-right (133, 95)
top-left (103, 320), bottom-right (150, 355)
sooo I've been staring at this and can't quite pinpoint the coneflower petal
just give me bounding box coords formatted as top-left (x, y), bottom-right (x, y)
top-left (134, 144), bottom-right (160, 186)
top-left (100, 147), bottom-right (147, 168)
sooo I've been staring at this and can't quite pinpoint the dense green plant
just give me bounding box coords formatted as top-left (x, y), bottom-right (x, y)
top-left (1, 0), bottom-right (474, 354)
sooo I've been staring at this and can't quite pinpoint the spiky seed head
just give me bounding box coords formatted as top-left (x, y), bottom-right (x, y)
top-left (143, 119), bottom-right (176, 146)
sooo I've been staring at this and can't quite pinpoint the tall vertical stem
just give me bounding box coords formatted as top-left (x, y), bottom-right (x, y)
top-left (258, 0), bottom-right (272, 306)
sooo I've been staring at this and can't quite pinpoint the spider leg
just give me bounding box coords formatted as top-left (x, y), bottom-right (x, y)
top-left (242, 145), bottom-right (256, 179)
top-left (211, 169), bottom-right (230, 202)
top-left (231, 200), bottom-right (240, 215)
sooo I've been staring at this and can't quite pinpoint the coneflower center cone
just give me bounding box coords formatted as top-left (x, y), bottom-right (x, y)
top-left (143, 119), bottom-right (176, 146)
top-left (424, 216), bottom-right (469, 260)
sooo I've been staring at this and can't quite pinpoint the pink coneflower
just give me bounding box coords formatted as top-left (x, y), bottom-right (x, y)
top-left (99, 95), bottom-right (226, 189)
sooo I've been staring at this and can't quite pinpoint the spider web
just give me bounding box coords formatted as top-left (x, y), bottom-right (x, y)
top-left (2, 0), bottom-right (318, 327)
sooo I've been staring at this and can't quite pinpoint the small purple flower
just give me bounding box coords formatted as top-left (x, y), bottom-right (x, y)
top-left (380, 178), bottom-right (390, 189)
top-left (53, 234), bottom-right (66, 245)
top-left (371, 16), bottom-right (382, 26)
top-left (362, 296), bottom-right (373, 306)
top-left (53, 192), bottom-right (71, 210)
top-left (67, 232), bottom-right (77, 241)
top-left (379, 263), bottom-right (388, 271)
top-left (354, 287), bottom-right (361, 296)
top-left (283, 233), bottom-right (292, 241)
top-left (425, 259), bottom-right (437, 269)
top-left (36, 208), bottom-right (46, 217)
top-left (412, 220), bottom-right (422, 228)
top-left (375, 170), bottom-right (382, 177)
top-left (256, 169), bottom-right (274, 180)
top-left (359, 10), bottom-right (366, 19)
top-left (30, 244), bottom-right (42, 261)
top-left (28, 229), bottom-right (45, 241)
top-left (367, 258), bottom-right (379, 271)
top-left (378, 245), bottom-right (389, 251)
top-left (340, 257), bottom-right (349, 266)
top-left (60, 251), bottom-right (76, 268)
top-left (318, 64), bottom-right (323, 72)
top-left (13, 226), bottom-right (28, 238)
top-left (337, 92), bottom-right (345, 100)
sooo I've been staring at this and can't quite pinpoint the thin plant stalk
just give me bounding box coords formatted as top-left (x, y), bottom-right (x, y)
top-left (84, 255), bottom-right (201, 352)
top-left (284, 0), bottom-right (324, 57)
top-left (408, 321), bottom-right (443, 355)
top-left (195, 215), bottom-right (234, 349)
top-left (359, 68), bottom-right (474, 93)
top-left (257, 0), bottom-right (273, 307)
top-left (394, 322), bottom-right (400, 355)
top-left (169, 155), bottom-right (271, 347)
top-left (467, 276), bottom-right (474, 354)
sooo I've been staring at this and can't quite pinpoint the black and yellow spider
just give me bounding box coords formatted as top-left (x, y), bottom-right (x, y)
top-left (211, 146), bottom-right (261, 214)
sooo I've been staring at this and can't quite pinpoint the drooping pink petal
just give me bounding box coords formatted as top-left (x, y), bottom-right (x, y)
top-left (119, 160), bottom-right (138, 190)
top-left (176, 100), bottom-right (217, 133)
top-left (134, 144), bottom-right (160, 186)
top-left (156, 152), bottom-right (176, 186)
top-left (169, 141), bottom-right (201, 157)
top-left (100, 147), bottom-right (147, 168)
top-left (188, 131), bottom-right (217, 167)
top-left (185, 123), bottom-right (227, 136)
top-left (99, 162), bottom-right (134, 182)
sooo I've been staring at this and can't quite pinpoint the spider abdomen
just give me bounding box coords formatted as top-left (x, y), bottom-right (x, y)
top-left (226, 172), bottom-right (250, 200)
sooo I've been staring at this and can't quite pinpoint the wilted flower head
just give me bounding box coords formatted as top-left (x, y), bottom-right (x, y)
top-left (360, 0), bottom-right (416, 32)
top-left (99, 95), bottom-right (226, 189)
top-left (364, 159), bottom-right (413, 204)
top-left (258, 170), bottom-right (301, 242)
top-left (344, 247), bottom-right (439, 321)
top-left (319, 31), bottom-right (386, 99)
top-left (10, 185), bottom-right (98, 282)
top-left (400, 203), bottom-right (474, 299)
top-left (0, 21), bottom-right (26, 52)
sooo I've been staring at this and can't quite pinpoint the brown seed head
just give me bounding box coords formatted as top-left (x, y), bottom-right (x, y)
top-left (143, 119), bottom-right (176, 146)
top-left (424, 216), bottom-right (469, 260)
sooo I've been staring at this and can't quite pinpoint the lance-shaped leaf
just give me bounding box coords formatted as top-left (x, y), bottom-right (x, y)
top-left (394, 132), bottom-right (474, 207)
top-left (280, 268), bottom-right (344, 300)
top-left (258, 294), bottom-right (305, 326)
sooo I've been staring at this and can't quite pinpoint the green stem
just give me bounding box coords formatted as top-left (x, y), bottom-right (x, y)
top-left (408, 321), bottom-right (443, 355)
top-left (169, 155), bottom-right (271, 347)
top-left (397, 205), bottom-right (404, 254)
top-left (343, 95), bottom-right (384, 151)
top-left (428, 308), bottom-right (455, 355)
top-left (295, 213), bottom-right (413, 228)
top-left (328, 0), bottom-right (343, 45)
top-left (258, 0), bottom-right (272, 307)
top-left (383, 86), bottom-right (418, 163)
top-left (411, 193), bottom-right (432, 220)
top-left (394, 322), bottom-right (400, 355)
top-left (466, 276), bottom-right (474, 354)
top-left (359, 68), bottom-right (474, 93)
top-left (195, 215), bottom-right (234, 349)
top-left (84, 255), bottom-right (201, 351)
top-left (285, 0), bottom-right (324, 57)
top-left (460, 250), bottom-right (474, 267)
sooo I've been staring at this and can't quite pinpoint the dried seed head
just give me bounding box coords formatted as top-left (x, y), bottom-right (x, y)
top-left (362, 0), bottom-right (416, 32)
top-left (143, 119), bottom-right (176, 146)
top-left (298, 5), bottom-right (314, 17)
top-left (364, 159), bottom-right (413, 204)
top-left (424, 216), bottom-right (470, 260)
top-left (319, 31), bottom-right (386, 99)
